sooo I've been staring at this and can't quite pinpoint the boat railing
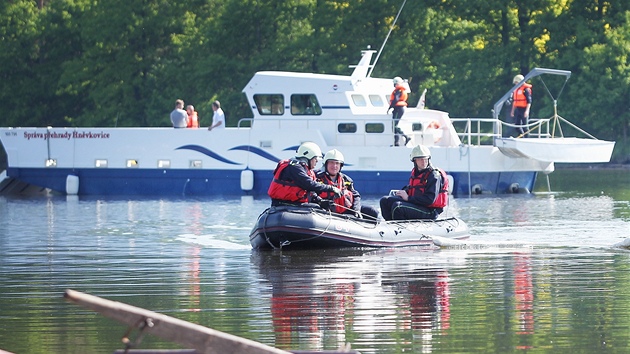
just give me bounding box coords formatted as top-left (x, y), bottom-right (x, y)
top-left (237, 115), bottom-right (582, 147)
top-left (237, 118), bottom-right (253, 128)
top-left (450, 117), bottom-right (553, 146)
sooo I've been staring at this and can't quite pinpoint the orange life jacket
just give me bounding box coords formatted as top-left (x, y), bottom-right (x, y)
top-left (390, 85), bottom-right (408, 107)
top-left (317, 173), bottom-right (354, 213)
top-left (512, 83), bottom-right (532, 108)
top-left (268, 159), bottom-right (316, 203)
top-left (407, 167), bottom-right (449, 209)
top-left (187, 112), bottom-right (199, 128)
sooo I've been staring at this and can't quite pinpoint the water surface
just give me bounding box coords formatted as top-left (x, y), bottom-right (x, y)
top-left (0, 168), bottom-right (629, 353)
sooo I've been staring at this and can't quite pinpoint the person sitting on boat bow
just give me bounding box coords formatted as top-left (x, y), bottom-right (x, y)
top-left (315, 149), bottom-right (380, 220)
top-left (380, 145), bottom-right (449, 220)
top-left (268, 142), bottom-right (343, 207)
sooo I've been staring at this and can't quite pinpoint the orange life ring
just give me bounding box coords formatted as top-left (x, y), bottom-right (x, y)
top-left (427, 121), bottom-right (441, 129)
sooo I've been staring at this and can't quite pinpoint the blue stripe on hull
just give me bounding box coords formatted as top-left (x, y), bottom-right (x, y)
top-left (7, 168), bottom-right (537, 196)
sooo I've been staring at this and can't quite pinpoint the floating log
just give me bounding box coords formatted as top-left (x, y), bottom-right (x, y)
top-left (64, 289), bottom-right (291, 354)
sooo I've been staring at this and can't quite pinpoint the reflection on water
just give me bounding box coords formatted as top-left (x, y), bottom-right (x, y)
top-left (251, 249), bottom-right (456, 353)
top-left (0, 169), bottom-right (629, 353)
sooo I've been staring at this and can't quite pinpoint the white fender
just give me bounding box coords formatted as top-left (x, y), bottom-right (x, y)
top-left (446, 174), bottom-right (454, 194)
top-left (509, 183), bottom-right (520, 193)
top-left (471, 184), bottom-right (482, 195)
top-left (240, 169), bottom-right (254, 191)
top-left (66, 174), bottom-right (79, 195)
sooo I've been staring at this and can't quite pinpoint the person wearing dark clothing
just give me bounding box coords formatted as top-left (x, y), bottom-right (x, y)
top-left (268, 142), bottom-right (341, 207)
top-left (380, 145), bottom-right (448, 221)
top-left (510, 74), bottom-right (533, 137)
top-left (315, 149), bottom-right (379, 220)
top-left (388, 76), bottom-right (410, 146)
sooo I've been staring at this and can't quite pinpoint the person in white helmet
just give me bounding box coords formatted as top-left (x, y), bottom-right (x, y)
top-left (388, 76), bottom-right (410, 146)
top-left (379, 145), bottom-right (449, 220)
top-left (315, 149), bottom-right (379, 220)
top-left (510, 74), bottom-right (532, 137)
top-left (268, 142), bottom-right (342, 207)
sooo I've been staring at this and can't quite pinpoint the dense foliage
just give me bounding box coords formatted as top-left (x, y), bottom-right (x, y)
top-left (1, 0), bottom-right (628, 161)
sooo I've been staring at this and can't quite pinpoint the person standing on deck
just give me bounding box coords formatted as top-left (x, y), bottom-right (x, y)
top-left (208, 100), bottom-right (225, 131)
top-left (510, 74), bottom-right (533, 137)
top-left (388, 77), bottom-right (411, 146)
top-left (186, 105), bottom-right (199, 128)
top-left (268, 142), bottom-right (342, 207)
top-left (170, 99), bottom-right (188, 128)
top-left (379, 145), bottom-right (449, 220)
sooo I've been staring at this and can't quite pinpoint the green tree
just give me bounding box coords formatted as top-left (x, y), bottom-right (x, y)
top-left (0, 1), bottom-right (49, 127)
top-left (58, 0), bottom-right (192, 127)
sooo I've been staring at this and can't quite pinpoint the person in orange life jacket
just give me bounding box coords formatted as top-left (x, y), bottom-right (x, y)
top-left (387, 76), bottom-right (411, 146)
top-left (315, 149), bottom-right (380, 220)
top-left (510, 74), bottom-right (532, 137)
top-left (268, 142), bottom-right (342, 207)
top-left (379, 145), bottom-right (448, 220)
top-left (186, 105), bottom-right (199, 128)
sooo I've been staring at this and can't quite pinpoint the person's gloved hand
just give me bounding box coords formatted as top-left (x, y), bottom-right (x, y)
top-left (319, 199), bottom-right (332, 211)
top-left (332, 186), bottom-right (343, 198)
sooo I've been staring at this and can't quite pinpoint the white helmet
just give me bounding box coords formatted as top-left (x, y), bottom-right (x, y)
top-left (296, 142), bottom-right (323, 160)
top-left (513, 74), bottom-right (524, 84)
top-left (393, 76), bottom-right (403, 85)
top-left (410, 144), bottom-right (431, 161)
top-left (323, 149), bottom-right (345, 166)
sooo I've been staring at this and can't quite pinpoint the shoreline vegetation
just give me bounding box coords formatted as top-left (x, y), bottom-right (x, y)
top-left (1, 1), bottom-right (627, 162)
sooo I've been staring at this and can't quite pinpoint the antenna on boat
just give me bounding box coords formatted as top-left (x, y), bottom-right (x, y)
top-left (367, 0), bottom-right (407, 78)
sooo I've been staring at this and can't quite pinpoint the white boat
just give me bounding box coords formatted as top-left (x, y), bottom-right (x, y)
top-left (496, 137), bottom-right (615, 163)
top-left (0, 50), bottom-right (614, 196)
top-left (492, 67), bottom-right (615, 163)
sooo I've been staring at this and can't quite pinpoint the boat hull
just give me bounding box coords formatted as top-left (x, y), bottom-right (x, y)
top-left (496, 137), bottom-right (615, 163)
top-left (249, 206), bottom-right (470, 249)
top-left (2, 166), bottom-right (537, 196)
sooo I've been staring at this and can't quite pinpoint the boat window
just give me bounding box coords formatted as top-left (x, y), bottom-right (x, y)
top-left (338, 123), bottom-right (357, 133)
top-left (190, 160), bottom-right (202, 168)
top-left (351, 94), bottom-right (367, 107)
top-left (291, 94), bottom-right (322, 115)
top-left (126, 159), bottom-right (139, 168)
top-left (157, 160), bottom-right (170, 168)
top-left (95, 159), bottom-right (108, 168)
top-left (369, 95), bottom-right (385, 107)
top-left (366, 123), bottom-right (385, 133)
top-left (254, 94), bottom-right (284, 115)
top-left (412, 123), bottom-right (423, 131)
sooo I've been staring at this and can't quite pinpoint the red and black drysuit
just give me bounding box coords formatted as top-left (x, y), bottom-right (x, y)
top-left (268, 158), bottom-right (337, 207)
top-left (380, 166), bottom-right (447, 220)
top-left (315, 170), bottom-right (379, 219)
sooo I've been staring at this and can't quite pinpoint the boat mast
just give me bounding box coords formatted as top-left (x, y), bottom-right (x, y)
top-left (367, 0), bottom-right (407, 78)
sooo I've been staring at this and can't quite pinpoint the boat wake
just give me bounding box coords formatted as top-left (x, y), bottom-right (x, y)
top-left (612, 238), bottom-right (630, 249)
top-left (432, 235), bottom-right (532, 250)
top-left (176, 234), bottom-right (250, 250)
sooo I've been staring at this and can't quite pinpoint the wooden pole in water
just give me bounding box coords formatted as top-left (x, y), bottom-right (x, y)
top-left (64, 289), bottom-right (291, 354)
